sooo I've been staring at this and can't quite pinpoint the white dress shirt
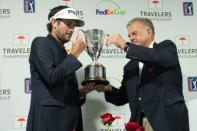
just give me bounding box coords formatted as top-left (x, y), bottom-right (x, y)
top-left (138, 41), bottom-right (154, 81)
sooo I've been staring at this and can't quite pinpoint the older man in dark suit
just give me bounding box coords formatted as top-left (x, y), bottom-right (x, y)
top-left (102, 18), bottom-right (189, 131)
top-left (26, 5), bottom-right (89, 131)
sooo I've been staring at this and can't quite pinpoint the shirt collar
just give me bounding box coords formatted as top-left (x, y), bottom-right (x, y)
top-left (148, 41), bottom-right (154, 48)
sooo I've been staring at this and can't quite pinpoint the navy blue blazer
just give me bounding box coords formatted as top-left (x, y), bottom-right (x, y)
top-left (105, 40), bottom-right (189, 131)
top-left (26, 35), bottom-right (85, 131)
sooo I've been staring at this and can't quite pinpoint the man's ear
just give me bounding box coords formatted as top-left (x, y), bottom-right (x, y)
top-left (51, 19), bottom-right (58, 29)
top-left (147, 28), bottom-right (152, 35)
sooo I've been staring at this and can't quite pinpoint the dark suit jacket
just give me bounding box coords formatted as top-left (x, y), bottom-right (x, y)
top-left (105, 40), bottom-right (189, 131)
top-left (26, 34), bottom-right (85, 131)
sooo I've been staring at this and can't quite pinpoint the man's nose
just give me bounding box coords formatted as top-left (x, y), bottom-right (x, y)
top-left (130, 37), bottom-right (134, 43)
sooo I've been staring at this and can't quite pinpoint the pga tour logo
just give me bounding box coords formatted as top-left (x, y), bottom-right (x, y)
top-left (25, 78), bottom-right (32, 93)
top-left (188, 77), bottom-right (197, 91)
top-left (183, 2), bottom-right (193, 16)
top-left (149, 0), bottom-right (163, 9)
top-left (24, 0), bottom-right (35, 13)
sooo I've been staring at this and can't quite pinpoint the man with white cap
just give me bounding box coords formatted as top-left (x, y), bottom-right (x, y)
top-left (26, 6), bottom-right (88, 131)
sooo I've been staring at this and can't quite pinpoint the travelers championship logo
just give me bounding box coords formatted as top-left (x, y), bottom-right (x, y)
top-left (96, 0), bottom-right (126, 16)
top-left (175, 35), bottom-right (197, 59)
top-left (0, 74), bottom-right (11, 101)
top-left (188, 77), bottom-right (197, 91)
top-left (59, 0), bottom-right (74, 7)
top-left (14, 34), bottom-right (29, 46)
top-left (13, 116), bottom-right (27, 128)
top-left (183, 2), bottom-right (193, 16)
top-left (148, 0), bottom-right (163, 9)
top-left (140, 0), bottom-right (172, 21)
top-left (100, 114), bottom-right (125, 130)
top-left (2, 34), bottom-right (30, 59)
top-left (175, 35), bottom-right (190, 46)
top-left (100, 45), bottom-right (126, 59)
top-left (0, 0), bottom-right (11, 19)
top-left (24, 0), bottom-right (35, 13)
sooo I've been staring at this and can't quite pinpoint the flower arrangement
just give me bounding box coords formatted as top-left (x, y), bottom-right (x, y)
top-left (125, 121), bottom-right (144, 131)
top-left (100, 113), bottom-right (115, 131)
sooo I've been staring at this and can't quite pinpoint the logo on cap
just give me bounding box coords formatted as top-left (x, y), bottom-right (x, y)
top-left (68, 9), bottom-right (76, 15)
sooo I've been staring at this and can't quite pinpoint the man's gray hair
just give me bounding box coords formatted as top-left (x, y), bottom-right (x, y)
top-left (127, 17), bottom-right (155, 36)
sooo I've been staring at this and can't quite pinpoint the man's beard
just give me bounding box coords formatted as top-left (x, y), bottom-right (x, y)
top-left (58, 35), bottom-right (70, 45)
top-left (60, 38), bottom-right (69, 44)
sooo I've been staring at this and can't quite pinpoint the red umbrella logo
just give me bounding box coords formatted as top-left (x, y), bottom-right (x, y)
top-left (113, 115), bottom-right (122, 125)
top-left (152, 0), bottom-right (160, 8)
top-left (17, 117), bottom-right (26, 127)
top-left (17, 35), bottom-right (26, 44)
top-left (179, 36), bottom-right (186, 45)
top-left (62, 0), bottom-right (70, 5)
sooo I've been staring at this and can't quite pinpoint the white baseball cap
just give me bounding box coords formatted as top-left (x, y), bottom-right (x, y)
top-left (49, 8), bottom-right (85, 27)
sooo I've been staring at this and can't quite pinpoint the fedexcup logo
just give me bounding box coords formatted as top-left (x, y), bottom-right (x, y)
top-left (96, 0), bottom-right (126, 16)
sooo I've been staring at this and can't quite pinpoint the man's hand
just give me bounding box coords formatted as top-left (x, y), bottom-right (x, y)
top-left (79, 83), bottom-right (96, 97)
top-left (70, 33), bottom-right (87, 58)
top-left (95, 84), bottom-right (112, 92)
top-left (79, 83), bottom-right (113, 97)
top-left (107, 34), bottom-right (127, 49)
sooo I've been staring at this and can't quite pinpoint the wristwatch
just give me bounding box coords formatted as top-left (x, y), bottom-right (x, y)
top-left (124, 42), bottom-right (130, 52)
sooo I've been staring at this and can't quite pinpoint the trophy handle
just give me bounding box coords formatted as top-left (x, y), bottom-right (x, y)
top-left (78, 29), bottom-right (85, 40)
top-left (104, 34), bottom-right (110, 46)
top-left (78, 29), bottom-right (89, 55)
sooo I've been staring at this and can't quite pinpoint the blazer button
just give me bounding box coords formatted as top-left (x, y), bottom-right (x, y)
top-left (139, 97), bottom-right (142, 100)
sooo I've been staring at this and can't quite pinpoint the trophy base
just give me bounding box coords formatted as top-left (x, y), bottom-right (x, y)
top-left (82, 63), bottom-right (108, 86)
top-left (81, 79), bottom-right (109, 86)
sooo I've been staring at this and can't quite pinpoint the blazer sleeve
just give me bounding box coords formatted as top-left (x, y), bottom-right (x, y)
top-left (126, 40), bottom-right (179, 68)
top-left (30, 37), bottom-right (82, 87)
top-left (104, 74), bottom-right (129, 106)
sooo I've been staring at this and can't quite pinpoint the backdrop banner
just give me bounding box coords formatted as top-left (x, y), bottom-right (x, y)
top-left (0, 0), bottom-right (196, 131)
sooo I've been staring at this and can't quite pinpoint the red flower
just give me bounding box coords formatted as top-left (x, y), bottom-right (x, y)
top-left (100, 113), bottom-right (115, 125)
top-left (125, 122), bottom-right (144, 131)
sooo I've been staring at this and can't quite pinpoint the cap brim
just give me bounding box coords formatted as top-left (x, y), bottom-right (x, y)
top-left (74, 19), bottom-right (85, 27)
top-left (49, 8), bottom-right (85, 27)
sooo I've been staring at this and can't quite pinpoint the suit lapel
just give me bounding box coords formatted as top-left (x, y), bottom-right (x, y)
top-left (124, 60), bottom-right (139, 74)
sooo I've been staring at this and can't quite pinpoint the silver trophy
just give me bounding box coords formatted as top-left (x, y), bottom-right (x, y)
top-left (80, 29), bottom-right (109, 86)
